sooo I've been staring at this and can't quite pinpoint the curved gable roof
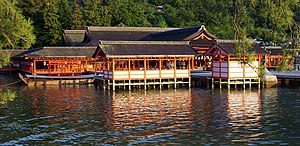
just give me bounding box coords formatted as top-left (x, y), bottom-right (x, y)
top-left (13, 47), bottom-right (97, 59)
top-left (84, 27), bottom-right (174, 46)
top-left (205, 40), bottom-right (269, 56)
top-left (141, 25), bottom-right (217, 41)
top-left (96, 41), bottom-right (197, 58)
top-left (63, 30), bottom-right (88, 46)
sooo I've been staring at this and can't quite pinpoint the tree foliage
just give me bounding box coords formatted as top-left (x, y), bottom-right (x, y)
top-left (11, 0), bottom-right (300, 51)
top-left (0, 0), bottom-right (35, 67)
top-left (0, 0), bottom-right (35, 49)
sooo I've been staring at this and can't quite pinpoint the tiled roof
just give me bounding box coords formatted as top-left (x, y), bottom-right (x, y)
top-left (264, 46), bottom-right (283, 55)
top-left (84, 27), bottom-right (175, 46)
top-left (97, 41), bottom-right (197, 58)
top-left (0, 50), bottom-right (27, 58)
top-left (190, 40), bottom-right (215, 47)
top-left (63, 30), bottom-right (87, 46)
top-left (218, 43), bottom-right (268, 55)
top-left (13, 47), bottom-right (96, 58)
top-left (206, 40), bottom-right (269, 55)
top-left (141, 25), bottom-right (217, 41)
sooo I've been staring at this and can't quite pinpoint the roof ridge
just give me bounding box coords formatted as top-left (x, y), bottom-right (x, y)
top-left (216, 39), bottom-right (255, 44)
top-left (63, 30), bottom-right (87, 33)
top-left (87, 26), bottom-right (176, 32)
top-left (43, 46), bottom-right (96, 49)
top-left (151, 26), bottom-right (201, 36)
top-left (99, 41), bottom-right (190, 45)
top-left (264, 46), bottom-right (282, 49)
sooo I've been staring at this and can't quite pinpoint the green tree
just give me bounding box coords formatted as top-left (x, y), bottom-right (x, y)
top-left (111, 0), bottom-right (150, 27)
top-left (0, 0), bottom-right (35, 67)
top-left (58, 0), bottom-right (73, 29)
top-left (233, 0), bottom-right (256, 65)
top-left (36, 0), bottom-right (62, 46)
top-left (17, 0), bottom-right (43, 19)
top-left (70, 0), bottom-right (85, 29)
top-left (83, 0), bottom-right (102, 26)
top-left (99, 4), bottom-right (112, 26)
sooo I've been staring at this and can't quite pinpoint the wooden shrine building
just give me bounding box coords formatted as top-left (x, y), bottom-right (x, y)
top-left (94, 41), bottom-right (197, 90)
top-left (141, 25), bottom-right (218, 70)
top-left (12, 46), bottom-right (97, 76)
top-left (204, 40), bottom-right (269, 88)
top-left (264, 46), bottom-right (285, 70)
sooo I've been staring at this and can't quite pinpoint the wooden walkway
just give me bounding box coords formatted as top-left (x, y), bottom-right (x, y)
top-left (192, 70), bottom-right (300, 79)
top-left (191, 70), bottom-right (260, 89)
top-left (270, 71), bottom-right (300, 86)
top-left (270, 71), bottom-right (300, 79)
top-left (191, 70), bottom-right (300, 88)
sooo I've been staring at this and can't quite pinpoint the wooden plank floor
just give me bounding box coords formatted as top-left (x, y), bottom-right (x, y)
top-left (270, 71), bottom-right (300, 79)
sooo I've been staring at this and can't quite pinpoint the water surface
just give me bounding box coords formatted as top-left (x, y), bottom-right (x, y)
top-left (0, 86), bottom-right (299, 145)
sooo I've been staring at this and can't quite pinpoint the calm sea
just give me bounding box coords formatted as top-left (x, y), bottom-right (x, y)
top-left (0, 86), bottom-right (300, 145)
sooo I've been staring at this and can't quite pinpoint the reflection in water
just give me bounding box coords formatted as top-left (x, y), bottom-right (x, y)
top-left (226, 90), bottom-right (263, 142)
top-left (0, 86), bottom-right (299, 145)
top-left (108, 89), bottom-right (193, 144)
top-left (25, 86), bottom-right (99, 122)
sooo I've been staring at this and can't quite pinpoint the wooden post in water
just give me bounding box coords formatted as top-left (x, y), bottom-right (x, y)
top-left (129, 80), bottom-right (131, 90)
top-left (174, 57), bottom-right (177, 89)
top-left (112, 80), bottom-right (115, 91)
top-left (228, 79), bottom-right (230, 90)
top-left (211, 78), bottom-right (214, 89)
top-left (159, 58), bottom-right (162, 89)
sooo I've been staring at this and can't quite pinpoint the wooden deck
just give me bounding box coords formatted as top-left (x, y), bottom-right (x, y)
top-left (191, 70), bottom-right (260, 89)
top-left (270, 71), bottom-right (300, 86)
top-left (192, 70), bottom-right (300, 79)
top-left (191, 70), bottom-right (212, 79)
top-left (270, 71), bottom-right (300, 79)
top-left (192, 70), bottom-right (300, 88)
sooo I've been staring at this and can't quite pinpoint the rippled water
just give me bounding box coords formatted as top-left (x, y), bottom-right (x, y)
top-left (0, 86), bottom-right (300, 145)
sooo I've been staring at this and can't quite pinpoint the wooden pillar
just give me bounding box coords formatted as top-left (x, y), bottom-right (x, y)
top-left (128, 58), bottom-right (131, 79)
top-left (219, 57), bottom-right (221, 78)
top-left (227, 55), bottom-right (230, 79)
top-left (211, 78), bottom-right (214, 89)
top-left (159, 58), bottom-right (162, 89)
top-left (85, 60), bottom-right (87, 71)
top-left (144, 58), bottom-right (147, 90)
top-left (174, 57), bottom-right (177, 89)
top-left (258, 55), bottom-right (262, 75)
top-left (117, 58), bottom-right (120, 70)
top-left (192, 57), bottom-right (194, 70)
top-left (113, 80), bottom-right (115, 91)
top-left (112, 59), bottom-right (115, 91)
top-left (211, 56), bottom-right (214, 77)
top-left (243, 55), bottom-right (246, 79)
top-left (188, 58), bottom-right (191, 88)
top-left (128, 58), bottom-right (131, 90)
top-left (258, 78), bottom-right (261, 89)
top-left (228, 79), bottom-right (230, 89)
top-left (33, 60), bottom-right (36, 75)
